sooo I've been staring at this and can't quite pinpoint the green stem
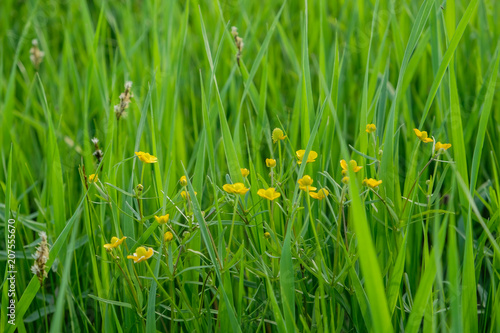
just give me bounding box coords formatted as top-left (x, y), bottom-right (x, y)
top-left (306, 190), bottom-right (329, 332)
top-left (278, 142), bottom-right (283, 181)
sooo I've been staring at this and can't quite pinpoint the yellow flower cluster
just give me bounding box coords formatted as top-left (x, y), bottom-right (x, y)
top-left (103, 235), bottom-right (157, 264)
top-left (366, 124), bottom-right (376, 133)
top-left (296, 175), bottom-right (329, 200)
top-left (337, 159), bottom-right (363, 184)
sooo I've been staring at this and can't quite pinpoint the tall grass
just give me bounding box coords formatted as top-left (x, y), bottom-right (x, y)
top-left (1, 0), bottom-right (500, 331)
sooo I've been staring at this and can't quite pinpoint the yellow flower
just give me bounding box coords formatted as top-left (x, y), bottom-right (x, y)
top-left (435, 142), bottom-right (452, 151)
top-left (297, 175), bottom-right (317, 192)
top-left (88, 174), bottom-right (98, 183)
top-left (309, 189), bottom-right (329, 200)
top-left (241, 168), bottom-right (250, 178)
top-left (127, 246), bottom-right (154, 263)
top-left (272, 128), bottom-right (287, 143)
top-left (223, 183), bottom-right (250, 195)
top-left (223, 183), bottom-right (249, 195)
top-left (413, 129), bottom-right (433, 143)
top-left (104, 236), bottom-right (127, 250)
top-left (266, 158), bottom-right (277, 168)
top-left (342, 176), bottom-right (349, 184)
top-left (164, 231), bottom-right (174, 242)
top-left (180, 176), bottom-right (187, 187)
top-left (366, 124), bottom-right (376, 133)
top-left (154, 214), bottom-right (170, 224)
top-left (135, 151), bottom-right (158, 163)
top-left (340, 159), bottom-right (362, 176)
top-left (296, 150), bottom-right (318, 164)
top-left (362, 178), bottom-right (383, 188)
top-left (264, 232), bottom-right (271, 239)
top-left (181, 190), bottom-right (197, 200)
top-left (257, 188), bottom-right (281, 201)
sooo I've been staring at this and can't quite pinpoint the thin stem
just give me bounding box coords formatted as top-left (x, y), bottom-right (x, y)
top-left (278, 142), bottom-right (283, 181)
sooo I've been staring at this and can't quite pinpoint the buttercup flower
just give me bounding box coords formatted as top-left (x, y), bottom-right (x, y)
top-left (88, 174), bottom-right (98, 183)
top-left (272, 128), bottom-right (287, 143)
top-left (297, 175), bottom-right (317, 192)
top-left (241, 168), bottom-right (250, 178)
top-left (413, 129), bottom-right (433, 143)
top-left (155, 214), bottom-right (170, 224)
top-left (257, 188), bottom-right (281, 201)
top-left (127, 246), bottom-right (154, 263)
top-left (135, 151), bottom-right (158, 163)
top-left (309, 189), bottom-right (329, 200)
top-left (223, 184), bottom-right (235, 194)
top-left (223, 183), bottom-right (249, 195)
top-left (104, 236), bottom-right (127, 250)
top-left (266, 158), bottom-right (277, 168)
top-left (164, 231), bottom-right (174, 242)
top-left (342, 176), bottom-right (349, 184)
top-left (435, 142), bottom-right (452, 151)
top-left (362, 178), bottom-right (383, 188)
top-left (180, 176), bottom-right (188, 187)
top-left (296, 150), bottom-right (318, 164)
top-left (366, 124), bottom-right (376, 133)
top-left (340, 160), bottom-right (362, 176)
top-left (181, 190), bottom-right (197, 200)
top-left (264, 232), bottom-right (271, 239)
top-left (231, 183), bottom-right (249, 194)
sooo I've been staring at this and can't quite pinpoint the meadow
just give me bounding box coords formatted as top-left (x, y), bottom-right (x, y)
top-left (1, 0), bottom-right (500, 332)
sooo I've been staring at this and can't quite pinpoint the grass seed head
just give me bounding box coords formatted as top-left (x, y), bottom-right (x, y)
top-left (30, 39), bottom-right (45, 70)
top-left (31, 232), bottom-right (49, 286)
top-left (115, 81), bottom-right (133, 120)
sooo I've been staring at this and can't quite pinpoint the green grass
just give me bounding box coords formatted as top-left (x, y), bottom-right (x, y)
top-left (1, 0), bottom-right (500, 331)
